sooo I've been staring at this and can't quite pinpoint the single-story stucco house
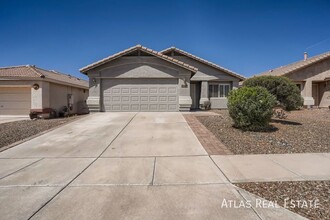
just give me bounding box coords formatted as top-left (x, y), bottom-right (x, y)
top-left (80, 45), bottom-right (245, 112)
top-left (258, 51), bottom-right (330, 108)
top-left (0, 65), bottom-right (89, 116)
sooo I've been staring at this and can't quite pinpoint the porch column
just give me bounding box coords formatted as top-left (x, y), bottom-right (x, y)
top-left (303, 80), bottom-right (314, 106)
top-left (178, 74), bottom-right (192, 111)
top-left (319, 78), bottom-right (330, 108)
top-left (86, 77), bottom-right (101, 112)
top-left (199, 81), bottom-right (209, 107)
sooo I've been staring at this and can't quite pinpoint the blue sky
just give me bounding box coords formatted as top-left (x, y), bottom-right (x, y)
top-left (1, 0), bottom-right (330, 80)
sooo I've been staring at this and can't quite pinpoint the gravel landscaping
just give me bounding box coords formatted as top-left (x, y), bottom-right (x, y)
top-left (235, 181), bottom-right (330, 220)
top-left (197, 109), bottom-right (330, 154)
top-left (0, 116), bottom-right (83, 150)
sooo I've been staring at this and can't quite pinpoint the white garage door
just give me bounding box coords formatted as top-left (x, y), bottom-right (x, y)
top-left (102, 78), bottom-right (179, 112)
top-left (0, 87), bottom-right (31, 115)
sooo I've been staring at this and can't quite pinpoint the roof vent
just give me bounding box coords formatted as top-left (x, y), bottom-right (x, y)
top-left (304, 52), bottom-right (308, 61)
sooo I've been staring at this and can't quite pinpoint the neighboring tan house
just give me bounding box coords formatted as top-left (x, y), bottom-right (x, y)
top-left (0, 65), bottom-right (89, 116)
top-left (80, 45), bottom-right (245, 112)
top-left (258, 52), bottom-right (330, 108)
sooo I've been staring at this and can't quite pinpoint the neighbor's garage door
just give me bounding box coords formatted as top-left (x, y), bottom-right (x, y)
top-left (0, 87), bottom-right (31, 115)
top-left (102, 78), bottom-right (178, 112)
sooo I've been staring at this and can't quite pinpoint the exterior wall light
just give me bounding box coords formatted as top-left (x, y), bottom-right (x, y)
top-left (32, 83), bottom-right (40, 90)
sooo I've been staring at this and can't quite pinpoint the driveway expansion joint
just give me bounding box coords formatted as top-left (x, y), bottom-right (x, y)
top-left (235, 188), bottom-right (263, 220)
top-left (151, 157), bottom-right (156, 185)
top-left (209, 156), bottom-right (232, 183)
top-left (266, 155), bottom-right (305, 179)
top-left (0, 158), bottom-right (44, 181)
top-left (27, 112), bottom-right (138, 220)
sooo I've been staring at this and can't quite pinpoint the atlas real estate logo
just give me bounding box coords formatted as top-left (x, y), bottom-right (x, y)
top-left (221, 198), bottom-right (320, 209)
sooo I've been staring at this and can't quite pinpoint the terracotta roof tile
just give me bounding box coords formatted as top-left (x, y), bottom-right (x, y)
top-left (79, 45), bottom-right (198, 73)
top-left (0, 65), bottom-right (88, 88)
top-left (160, 47), bottom-right (245, 80)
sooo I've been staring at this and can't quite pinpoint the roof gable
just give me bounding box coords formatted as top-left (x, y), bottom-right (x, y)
top-left (258, 51), bottom-right (330, 76)
top-left (80, 45), bottom-right (198, 74)
top-left (160, 47), bottom-right (245, 80)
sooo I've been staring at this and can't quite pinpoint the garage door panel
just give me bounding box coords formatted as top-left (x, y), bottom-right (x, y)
top-left (140, 104), bottom-right (148, 111)
top-left (168, 96), bottom-right (177, 102)
top-left (121, 96), bottom-right (130, 102)
top-left (0, 101), bottom-right (30, 108)
top-left (102, 78), bottom-right (178, 112)
top-left (140, 88), bottom-right (148, 94)
top-left (131, 88), bottom-right (139, 94)
top-left (169, 104), bottom-right (178, 110)
top-left (131, 96), bottom-right (139, 102)
top-left (149, 88), bottom-right (157, 94)
top-left (168, 87), bottom-right (177, 94)
top-left (112, 96), bottom-right (120, 102)
top-left (0, 94), bottom-right (30, 101)
top-left (0, 87), bottom-right (31, 115)
top-left (149, 96), bottom-right (157, 102)
top-left (131, 104), bottom-right (139, 111)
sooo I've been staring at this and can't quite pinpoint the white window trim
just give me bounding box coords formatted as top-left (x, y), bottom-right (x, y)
top-left (209, 83), bottom-right (232, 98)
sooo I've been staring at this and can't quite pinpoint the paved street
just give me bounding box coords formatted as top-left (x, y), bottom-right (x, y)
top-left (0, 112), bottom-right (311, 219)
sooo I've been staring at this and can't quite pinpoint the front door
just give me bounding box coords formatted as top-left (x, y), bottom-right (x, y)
top-left (190, 82), bottom-right (201, 109)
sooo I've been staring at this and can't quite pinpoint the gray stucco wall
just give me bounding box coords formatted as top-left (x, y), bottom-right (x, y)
top-left (170, 55), bottom-right (240, 109)
top-left (86, 56), bottom-right (193, 111)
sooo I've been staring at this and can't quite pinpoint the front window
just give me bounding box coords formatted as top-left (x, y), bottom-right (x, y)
top-left (209, 83), bottom-right (231, 98)
top-left (209, 84), bottom-right (219, 97)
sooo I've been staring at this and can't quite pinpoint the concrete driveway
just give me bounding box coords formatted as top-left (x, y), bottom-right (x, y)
top-left (0, 112), bottom-right (305, 220)
top-left (0, 116), bottom-right (29, 124)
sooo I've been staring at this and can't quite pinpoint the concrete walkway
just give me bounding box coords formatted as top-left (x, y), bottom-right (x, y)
top-left (0, 113), bottom-right (307, 220)
top-left (212, 153), bottom-right (330, 183)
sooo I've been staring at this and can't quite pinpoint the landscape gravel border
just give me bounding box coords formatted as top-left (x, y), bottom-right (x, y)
top-left (0, 115), bottom-right (88, 152)
top-left (235, 181), bottom-right (330, 220)
top-left (197, 109), bottom-right (330, 154)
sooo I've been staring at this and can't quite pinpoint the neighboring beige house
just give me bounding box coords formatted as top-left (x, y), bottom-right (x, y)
top-left (258, 52), bottom-right (330, 108)
top-left (80, 45), bottom-right (245, 112)
top-left (0, 65), bottom-right (89, 116)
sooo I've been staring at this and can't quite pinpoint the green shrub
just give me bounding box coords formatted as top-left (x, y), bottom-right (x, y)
top-left (243, 76), bottom-right (304, 110)
top-left (228, 86), bottom-right (276, 131)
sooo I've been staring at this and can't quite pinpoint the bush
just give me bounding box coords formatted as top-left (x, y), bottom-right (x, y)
top-left (201, 100), bottom-right (211, 110)
top-left (228, 86), bottom-right (276, 131)
top-left (243, 76), bottom-right (304, 110)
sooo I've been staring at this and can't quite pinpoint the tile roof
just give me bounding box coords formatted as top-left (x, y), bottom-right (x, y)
top-left (160, 47), bottom-right (245, 80)
top-left (258, 51), bottom-right (330, 76)
top-left (79, 45), bottom-right (198, 73)
top-left (0, 65), bottom-right (88, 88)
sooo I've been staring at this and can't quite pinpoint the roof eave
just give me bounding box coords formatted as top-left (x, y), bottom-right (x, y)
top-left (79, 45), bottom-right (198, 74)
top-left (160, 47), bottom-right (245, 81)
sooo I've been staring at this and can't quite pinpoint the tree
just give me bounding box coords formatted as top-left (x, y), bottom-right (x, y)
top-left (243, 76), bottom-right (304, 110)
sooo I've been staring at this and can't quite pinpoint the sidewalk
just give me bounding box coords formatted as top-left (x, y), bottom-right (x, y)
top-left (212, 153), bottom-right (330, 183)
